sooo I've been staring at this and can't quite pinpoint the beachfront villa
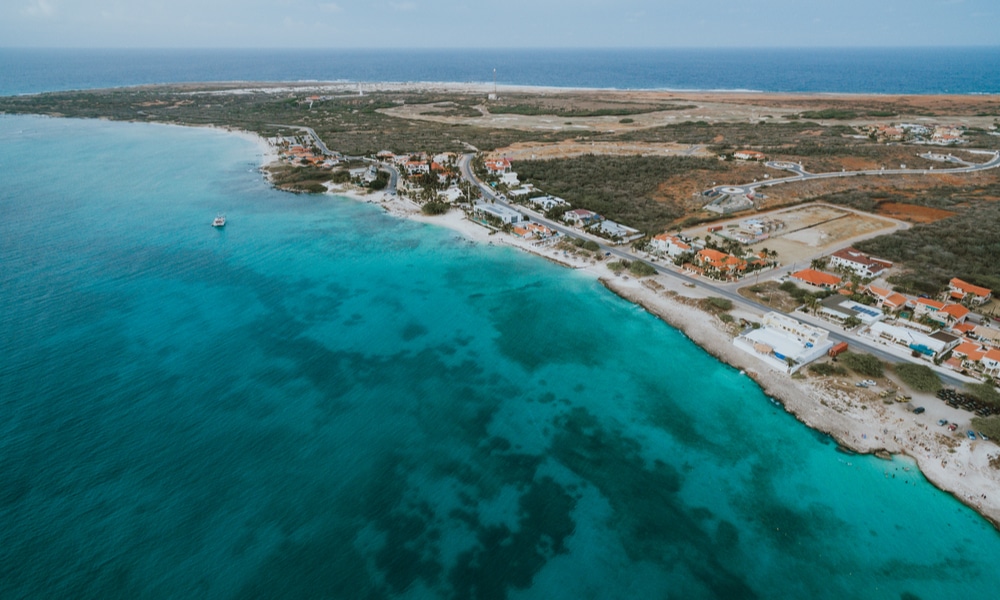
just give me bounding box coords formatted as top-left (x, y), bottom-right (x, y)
top-left (818, 296), bottom-right (885, 326)
top-left (528, 195), bottom-right (569, 212)
top-left (563, 209), bottom-right (602, 227)
top-left (473, 202), bottom-right (523, 226)
top-left (734, 312), bottom-right (833, 373)
top-left (592, 220), bottom-right (641, 243)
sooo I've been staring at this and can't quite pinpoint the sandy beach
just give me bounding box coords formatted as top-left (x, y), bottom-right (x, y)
top-left (322, 178), bottom-right (1000, 529)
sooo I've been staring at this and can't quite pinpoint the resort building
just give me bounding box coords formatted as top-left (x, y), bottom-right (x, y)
top-left (734, 312), bottom-right (833, 373)
top-left (650, 234), bottom-right (692, 258)
top-left (829, 247), bottom-right (892, 278)
top-left (866, 286), bottom-right (910, 311)
top-left (696, 249), bottom-right (747, 276)
top-left (949, 278), bottom-right (992, 306)
top-left (791, 269), bottom-right (842, 290)
top-left (484, 158), bottom-right (512, 174)
top-left (473, 202), bottom-right (523, 225)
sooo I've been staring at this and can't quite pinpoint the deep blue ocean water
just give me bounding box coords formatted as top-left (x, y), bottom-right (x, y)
top-left (1, 47), bottom-right (999, 96)
top-left (4, 114), bottom-right (1000, 599)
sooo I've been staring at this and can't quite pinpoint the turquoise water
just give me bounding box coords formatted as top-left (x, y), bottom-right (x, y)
top-left (3, 115), bottom-right (1000, 599)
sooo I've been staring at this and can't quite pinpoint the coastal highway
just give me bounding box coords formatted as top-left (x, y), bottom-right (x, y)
top-left (458, 153), bottom-right (973, 388)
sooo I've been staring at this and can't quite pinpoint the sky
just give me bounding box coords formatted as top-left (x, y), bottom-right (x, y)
top-left (2, 0), bottom-right (998, 48)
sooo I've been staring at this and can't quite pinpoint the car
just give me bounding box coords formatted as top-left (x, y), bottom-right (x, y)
top-left (913, 407), bottom-right (925, 414)
top-left (948, 424), bottom-right (958, 431)
top-left (980, 432), bottom-right (990, 441)
top-left (605, 252), bottom-right (611, 256)
top-left (968, 430), bottom-right (977, 440)
top-left (938, 419), bottom-right (948, 426)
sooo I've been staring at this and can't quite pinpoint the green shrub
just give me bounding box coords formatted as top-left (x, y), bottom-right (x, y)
top-left (628, 260), bottom-right (657, 277)
top-left (839, 352), bottom-right (884, 378)
top-left (718, 313), bottom-right (734, 324)
top-left (809, 362), bottom-right (848, 377)
top-left (421, 201), bottom-right (449, 215)
top-left (706, 297), bottom-right (733, 311)
top-left (965, 382), bottom-right (1000, 407)
top-left (583, 240), bottom-right (601, 252)
top-left (894, 363), bottom-right (942, 393)
top-left (971, 416), bottom-right (1000, 439)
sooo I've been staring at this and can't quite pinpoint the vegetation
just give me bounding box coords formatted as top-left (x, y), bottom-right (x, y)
top-left (487, 102), bottom-right (695, 118)
top-left (856, 198), bottom-right (1000, 296)
top-left (965, 382), bottom-right (1000, 408)
top-left (893, 363), bottom-right (942, 393)
top-left (420, 201), bottom-right (449, 215)
top-left (809, 361), bottom-right (848, 377)
top-left (369, 171), bottom-right (390, 190)
top-left (515, 155), bottom-right (726, 233)
top-left (971, 416), bottom-right (1000, 440)
top-left (798, 109), bottom-right (858, 120)
top-left (628, 260), bottom-right (657, 277)
top-left (838, 352), bottom-right (884, 378)
top-left (583, 240), bottom-right (601, 252)
top-left (265, 165), bottom-right (334, 193)
top-left (706, 297), bottom-right (733, 312)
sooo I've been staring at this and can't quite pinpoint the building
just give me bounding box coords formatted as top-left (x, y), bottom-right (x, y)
top-left (696, 249), bottom-right (746, 276)
top-left (829, 247), bottom-right (892, 278)
top-left (734, 312), bottom-right (833, 373)
top-left (563, 209), bottom-right (602, 227)
top-left (733, 150), bottom-right (766, 161)
top-left (866, 285), bottom-right (910, 311)
top-left (593, 220), bottom-right (641, 242)
top-left (949, 278), bottom-right (992, 306)
top-left (473, 202), bottom-right (523, 225)
top-left (791, 269), bottom-right (842, 290)
top-left (818, 296), bottom-right (885, 326)
top-left (651, 234), bottom-right (692, 258)
top-left (528, 195), bottom-right (569, 212)
top-left (867, 322), bottom-right (960, 359)
top-left (499, 172), bottom-right (520, 186)
top-left (484, 158), bottom-right (512, 174)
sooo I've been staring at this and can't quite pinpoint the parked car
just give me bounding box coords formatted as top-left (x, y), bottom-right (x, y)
top-left (938, 419), bottom-right (948, 426)
top-left (968, 430), bottom-right (977, 440)
top-left (913, 407), bottom-right (926, 414)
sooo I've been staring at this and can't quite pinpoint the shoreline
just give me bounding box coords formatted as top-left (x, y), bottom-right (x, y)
top-left (324, 179), bottom-right (1000, 530)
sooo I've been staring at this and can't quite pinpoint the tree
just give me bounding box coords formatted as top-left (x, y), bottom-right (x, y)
top-left (811, 257), bottom-right (829, 270)
top-left (842, 316), bottom-right (863, 330)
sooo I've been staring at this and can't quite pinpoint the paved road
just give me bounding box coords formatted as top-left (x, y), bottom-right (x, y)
top-left (458, 153), bottom-right (972, 388)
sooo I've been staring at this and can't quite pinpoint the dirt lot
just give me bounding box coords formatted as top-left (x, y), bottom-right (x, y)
top-left (737, 280), bottom-right (800, 313)
top-left (876, 202), bottom-right (958, 223)
top-left (683, 203), bottom-right (901, 267)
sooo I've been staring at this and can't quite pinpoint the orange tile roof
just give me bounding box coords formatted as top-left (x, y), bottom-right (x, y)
top-left (940, 304), bottom-right (970, 320)
top-left (984, 349), bottom-right (1000, 363)
top-left (954, 342), bottom-right (987, 362)
top-left (951, 278), bottom-right (991, 298)
top-left (952, 323), bottom-right (976, 334)
top-left (867, 285), bottom-right (892, 298)
top-left (791, 269), bottom-right (842, 287)
top-left (884, 293), bottom-right (909, 308)
top-left (916, 298), bottom-right (946, 310)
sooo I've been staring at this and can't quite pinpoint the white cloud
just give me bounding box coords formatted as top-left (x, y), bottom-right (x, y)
top-left (319, 2), bottom-right (342, 12)
top-left (21, 0), bottom-right (55, 17)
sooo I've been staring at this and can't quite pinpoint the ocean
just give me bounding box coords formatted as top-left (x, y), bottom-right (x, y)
top-left (3, 114), bottom-right (1000, 598)
top-left (1, 47), bottom-right (1000, 96)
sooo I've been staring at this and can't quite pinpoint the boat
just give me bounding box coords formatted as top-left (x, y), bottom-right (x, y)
top-left (212, 214), bottom-right (226, 228)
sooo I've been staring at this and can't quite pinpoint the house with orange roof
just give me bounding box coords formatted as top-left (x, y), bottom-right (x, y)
top-left (914, 297), bottom-right (946, 319)
top-left (484, 158), bottom-right (512, 174)
top-left (953, 341), bottom-right (988, 364)
top-left (951, 322), bottom-right (976, 336)
top-left (651, 234), bottom-right (692, 258)
top-left (938, 303), bottom-right (970, 324)
top-left (949, 278), bottom-right (992, 306)
top-left (733, 150), bottom-right (766, 161)
top-left (696, 249), bottom-right (747, 278)
top-left (790, 269), bottom-right (842, 290)
top-left (867, 285), bottom-right (911, 311)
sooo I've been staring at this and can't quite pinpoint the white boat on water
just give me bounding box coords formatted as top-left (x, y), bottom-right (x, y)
top-left (212, 214), bottom-right (226, 228)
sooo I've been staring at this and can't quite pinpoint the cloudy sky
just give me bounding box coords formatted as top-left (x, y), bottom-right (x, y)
top-left (3, 0), bottom-right (997, 48)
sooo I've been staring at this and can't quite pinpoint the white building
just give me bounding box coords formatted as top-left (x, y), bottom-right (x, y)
top-left (528, 195), bottom-right (569, 211)
top-left (866, 321), bottom-right (960, 359)
top-left (734, 312), bottom-right (833, 373)
top-left (829, 247), bottom-right (892, 278)
top-left (818, 296), bottom-right (885, 326)
top-left (473, 202), bottom-right (523, 225)
top-left (593, 220), bottom-right (641, 242)
top-left (563, 209), bottom-right (601, 227)
top-left (651, 234), bottom-right (692, 258)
